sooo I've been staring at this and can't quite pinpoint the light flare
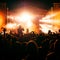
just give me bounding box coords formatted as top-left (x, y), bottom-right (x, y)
top-left (40, 24), bottom-right (53, 33)
top-left (20, 12), bottom-right (33, 22)
top-left (39, 11), bottom-right (60, 33)
top-left (7, 11), bottom-right (35, 33)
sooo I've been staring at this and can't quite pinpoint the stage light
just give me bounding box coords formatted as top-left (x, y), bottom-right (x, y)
top-left (39, 11), bottom-right (60, 33)
top-left (20, 12), bottom-right (33, 22)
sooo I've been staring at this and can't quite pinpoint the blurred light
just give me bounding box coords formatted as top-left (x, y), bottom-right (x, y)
top-left (20, 12), bottom-right (33, 22)
top-left (39, 10), bottom-right (60, 33)
top-left (0, 15), bottom-right (3, 25)
top-left (0, 11), bottom-right (5, 31)
top-left (5, 23), bottom-right (17, 30)
top-left (7, 15), bottom-right (14, 21)
top-left (27, 20), bottom-right (32, 28)
top-left (40, 19), bottom-right (52, 23)
top-left (40, 24), bottom-right (53, 33)
top-left (42, 13), bottom-right (56, 20)
top-left (7, 11), bottom-right (35, 33)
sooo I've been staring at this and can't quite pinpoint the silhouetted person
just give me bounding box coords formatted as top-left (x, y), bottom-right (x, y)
top-left (58, 29), bottom-right (60, 34)
top-left (48, 30), bottom-right (52, 35)
top-left (1, 27), bottom-right (6, 38)
top-left (18, 25), bottom-right (24, 38)
top-left (26, 28), bottom-right (29, 34)
top-left (26, 40), bottom-right (38, 60)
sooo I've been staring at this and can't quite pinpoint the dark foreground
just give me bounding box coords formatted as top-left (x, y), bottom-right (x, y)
top-left (0, 31), bottom-right (60, 60)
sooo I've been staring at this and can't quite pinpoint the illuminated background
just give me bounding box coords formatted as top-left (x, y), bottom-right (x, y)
top-left (0, 3), bottom-right (6, 32)
top-left (0, 1), bottom-right (60, 34)
top-left (6, 2), bottom-right (48, 34)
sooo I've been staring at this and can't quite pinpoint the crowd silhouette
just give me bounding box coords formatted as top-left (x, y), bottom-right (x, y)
top-left (0, 26), bottom-right (60, 60)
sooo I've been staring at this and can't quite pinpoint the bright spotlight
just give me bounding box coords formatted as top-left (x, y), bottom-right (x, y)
top-left (20, 12), bottom-right (33, 22)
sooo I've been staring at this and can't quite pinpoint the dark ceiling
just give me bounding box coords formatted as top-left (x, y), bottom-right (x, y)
top-left (0, 0), bottom-right (59, 10)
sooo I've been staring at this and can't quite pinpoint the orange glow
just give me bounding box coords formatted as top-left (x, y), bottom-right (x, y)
top-left (7, 5), bottom-right (48, 34)
top-left (39, 10), bottom-right (60, 33)
top-left (18, 11), bottom-right (34, 32)
top-left (0, 11), bottom-right (5, 31)
top-left (7, 11), bottom-right (35, 33)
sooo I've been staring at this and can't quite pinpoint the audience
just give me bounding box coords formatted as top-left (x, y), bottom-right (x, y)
top-left (0, 29), bottom-right (60, 60)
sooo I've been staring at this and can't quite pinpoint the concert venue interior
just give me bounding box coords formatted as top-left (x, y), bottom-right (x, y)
top-left (0, 0), bottom-right (60, 60)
